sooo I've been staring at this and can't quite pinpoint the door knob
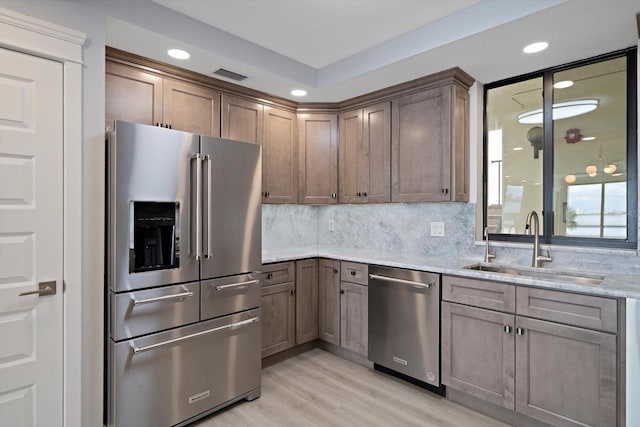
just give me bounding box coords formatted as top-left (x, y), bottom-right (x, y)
top-left (19, 281), bottom-right (57, 297)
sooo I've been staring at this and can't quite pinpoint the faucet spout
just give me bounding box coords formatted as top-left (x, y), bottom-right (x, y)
top-left (484, 227), bottom-right (495, 263)
top-left (524, 210), bottom-right (552, 268)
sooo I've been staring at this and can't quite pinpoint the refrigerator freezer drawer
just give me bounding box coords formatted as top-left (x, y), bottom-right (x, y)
top-left (107, 309), bottom-right (261, 427)
top-left (201, 272), bottom-right (261, 321)
top-left (110, 282), bottom-right (200, 341)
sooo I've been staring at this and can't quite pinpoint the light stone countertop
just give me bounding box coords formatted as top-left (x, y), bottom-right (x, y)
top-left (262, 246), bottom-right (640, 299)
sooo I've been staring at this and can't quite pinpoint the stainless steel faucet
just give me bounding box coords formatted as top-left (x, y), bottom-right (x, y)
top-left (524, 210), bottom-right (552, 267)
top-left (484, 227), bottom-right (495, 263)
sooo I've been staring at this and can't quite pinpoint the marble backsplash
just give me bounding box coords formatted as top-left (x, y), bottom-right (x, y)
top-left (262, 204), bottom-right (318, 251)
top-left (263, 203), bottom-right (640, 275)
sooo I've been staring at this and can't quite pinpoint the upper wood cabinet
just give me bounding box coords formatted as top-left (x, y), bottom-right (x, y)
top-left (221, 94), bottom-right (263, 144)
top-left (339, 102), bottom-right (390, 204)
top-left (391, 83), bottom-right (470, 202)
top-left (106, 61), bottom-right (162, 126)
top-left (106, 61), bottom-right (221, 136)
top-left (298, 113), bottom-right (339, 204)
top-left (163, 78), bottom-right (220, 136)
top-left (263, 106), bottom-right (298, 203)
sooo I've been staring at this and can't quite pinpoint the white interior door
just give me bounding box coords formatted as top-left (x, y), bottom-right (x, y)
top-left (0, 47), bottom-right (63, 426)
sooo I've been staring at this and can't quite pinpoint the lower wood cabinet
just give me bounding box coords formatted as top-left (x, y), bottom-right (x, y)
top-left (261, 281), bottom-right (295, 358)
top-left (295, 259), bottom-right (319, 344)
top-left (442, 275), bottom-right (618, 427)
top-left (340, 281), bottom-right (368, 355)
top-left (261, 260), bottom-right (319, 357)
top-left (441, 302), bottom-right (515, 409)
top-left (318, 259), bottom-right (341, 345)
top-left (318, 259), bottom-right (369, 357)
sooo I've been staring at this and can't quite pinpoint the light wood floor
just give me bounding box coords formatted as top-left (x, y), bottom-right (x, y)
top-left (192, 348), bottom-right (508, 427)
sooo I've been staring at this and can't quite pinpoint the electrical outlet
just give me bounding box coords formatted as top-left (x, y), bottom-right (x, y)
top-left (328, 220), bottom-right (335, 231)
top-left (430, 222), bottom-right (445, 237)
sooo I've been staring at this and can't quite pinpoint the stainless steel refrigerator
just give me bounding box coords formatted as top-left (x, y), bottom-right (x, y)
top-left (105, 121), bottom-right (262, 427)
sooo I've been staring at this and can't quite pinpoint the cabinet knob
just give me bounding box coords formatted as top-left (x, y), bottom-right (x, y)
top-left (267, 273), bottom-right (273, 279)
top-left (363, 192), bottom-right (367, 197)
top-left (504, 325), bottom-right (512, 334)
top-left (333, 268), bottom-right (338, 273)
top-left (340, 290), bottom-right (345, 294)
top-left (516, 327), bottom-right (525, 336)
top-left (331, 193), bottom-right (337, 199)
top-left (357, 192), bottom-right (361, 197)
top-left (350, 270), bottom-right (356, 276)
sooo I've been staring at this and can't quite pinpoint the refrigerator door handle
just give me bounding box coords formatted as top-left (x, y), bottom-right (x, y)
top-left (204, 154), bottom-right (213, 259)
top-left (191, 154), bottom-right (203, 260)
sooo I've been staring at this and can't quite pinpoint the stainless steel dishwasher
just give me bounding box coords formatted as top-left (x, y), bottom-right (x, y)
top-left (368, 265), bottom-right (442, 392)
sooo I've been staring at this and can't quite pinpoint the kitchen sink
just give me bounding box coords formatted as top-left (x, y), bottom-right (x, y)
top-left (463, 263), bottom-right (605, 285)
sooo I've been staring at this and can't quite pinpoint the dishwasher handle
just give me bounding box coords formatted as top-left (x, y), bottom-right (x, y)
top-left (368, 274), bottom-right (433, 289)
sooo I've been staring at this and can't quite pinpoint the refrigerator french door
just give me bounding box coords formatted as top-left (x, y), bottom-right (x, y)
top-left (106, 121), bottom-right (262, 427)
top-left (106, 121), bottom-right (262, 292)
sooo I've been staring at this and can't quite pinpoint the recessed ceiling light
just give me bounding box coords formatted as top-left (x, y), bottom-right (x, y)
top-left (554, 80), bottom-right (574, 89)
top-left (523, 42), bottom-right (549, 54)
top-left (291, 89), bottom-right (307, 97)
top-left (582, 136), bottom-right (596, 141)
top-left (167, 49), bottom-right (190, 60)
top-left (513, 147), bottom-right (524, 151)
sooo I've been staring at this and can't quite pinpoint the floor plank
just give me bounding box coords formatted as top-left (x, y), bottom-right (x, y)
top-left (192, 348), bottom-right (508, 427)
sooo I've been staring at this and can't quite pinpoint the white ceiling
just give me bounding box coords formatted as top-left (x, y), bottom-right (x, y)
top-left (152, 0), bottom-right (481, 69)
top-left (95, 0), bottom-right (640, 102)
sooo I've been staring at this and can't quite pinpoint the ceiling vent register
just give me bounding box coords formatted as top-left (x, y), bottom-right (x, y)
top-left (213, 68), bottom-right (247, 81)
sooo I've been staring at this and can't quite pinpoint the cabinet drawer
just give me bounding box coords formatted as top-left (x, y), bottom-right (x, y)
top-left (516, 287), bottom-right (617, 333)
top-left (261, 261), bottom-right (295, 286)
top-left (341, 261), bottom-right (368, 285)
top-left (442, 275), bottom-right (516, 313)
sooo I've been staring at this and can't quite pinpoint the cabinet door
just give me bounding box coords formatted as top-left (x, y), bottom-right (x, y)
top-left (221, 94), bottom-right (263, 144)
top-left (363, 101), bottom-right (390, 203)
top-left (163, 78), bottom-right (220, 136)
top-left (391, 87), bottom-right (451, 202)
top-left (263, 106), bottom-right (298, 203)
top-left (441, 302), bottom-right (515, 409)
top-left (261, 282), bottom-right (295, 358)
top-left (298, 113), bottom-right (338, 204)
top-left (515, 316), bottom-right (617, 427)
top-left (340, 282), bottom-right (368, 356)
top-left (106, 61), bottom-right (162, 126)
top-left (318, 259), bottom-right (341, 345)
top-left (295, 259), bottom-right (318, 344)
top-left (339, 108), bottom-right (363, 204)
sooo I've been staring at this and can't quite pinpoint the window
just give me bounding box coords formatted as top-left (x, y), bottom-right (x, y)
top-left (484, 49), bottom-right (637, 248)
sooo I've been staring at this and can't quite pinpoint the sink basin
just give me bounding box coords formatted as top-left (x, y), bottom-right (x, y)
top-left (464, 263), bottom-right (604, 286)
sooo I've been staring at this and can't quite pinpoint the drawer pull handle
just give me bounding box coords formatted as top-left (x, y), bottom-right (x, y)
top-left (131, 291), bottom-right (194, 306)
top-left (131, 317), bottom-right (259, 354)
top-left (369, 274), bottom-right (432, 289)
top-left (215, 279), bottom-right (258, 291)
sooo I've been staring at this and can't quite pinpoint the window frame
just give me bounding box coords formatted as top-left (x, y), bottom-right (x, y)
top-left (483, 48), bottom-right (637, 249)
